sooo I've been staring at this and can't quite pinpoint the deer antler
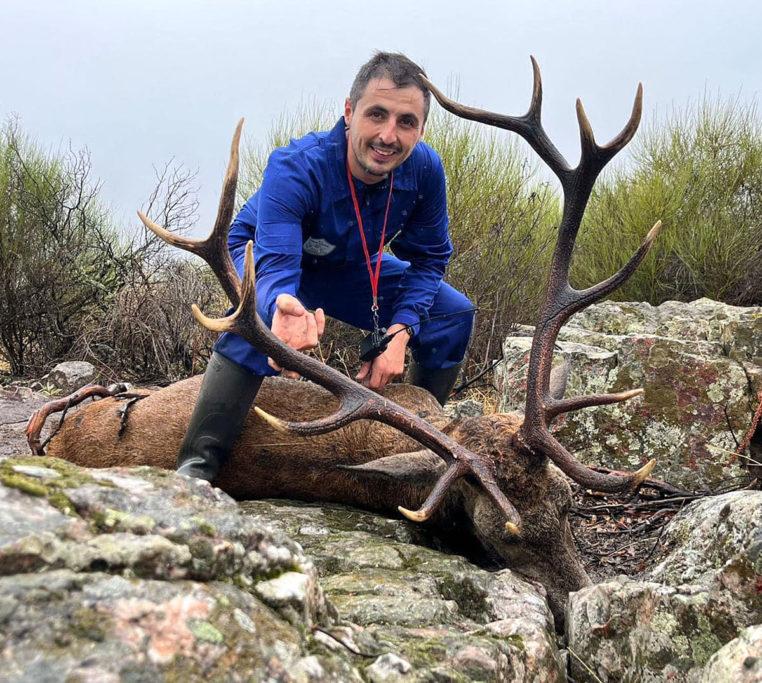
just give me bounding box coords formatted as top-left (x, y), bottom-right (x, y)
top-left (138, 120), bottom-right (521, 535)
top-left (422, 58), bottom-right (658, 493)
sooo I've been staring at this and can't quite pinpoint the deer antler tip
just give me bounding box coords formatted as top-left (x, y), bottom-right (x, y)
top-left (254, 406), bottom-right (288, 433)
top-left (646, 220), bottom-right (664, 244)
top-left (634, 459), bottom-right (656, 486)
top-left (191, 304), bottom-right (232, 333)
top-left (504, 521), bottom-right (521, 536)
top-left (398, 505), bottom-right (428, 523)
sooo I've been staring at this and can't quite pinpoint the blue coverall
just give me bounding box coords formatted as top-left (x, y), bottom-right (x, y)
top-left (214, 118), bottom-right (473, 376)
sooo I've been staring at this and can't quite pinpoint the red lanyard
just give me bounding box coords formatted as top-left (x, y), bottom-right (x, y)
top-left (346, 155), bottom-right (394, 328)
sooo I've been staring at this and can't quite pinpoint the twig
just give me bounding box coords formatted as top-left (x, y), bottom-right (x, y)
top-left (567, 647), bottom-right (603, 683)
top-left (723, 403), bottom-right (740, 449)
top-left (310, 626), bottom-right (377, 658)
top-left (452, 356), bottom-right (503, 398)
top-left (643, 516), bottom-right (672, 564)
top-left (726, 389), bottom-right (762, 466)
top-left (572, 495), bottom-right (702, 515)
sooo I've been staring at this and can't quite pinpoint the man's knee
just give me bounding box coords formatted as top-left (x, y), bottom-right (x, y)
top-left (412, 286), bottom-right (473, 369)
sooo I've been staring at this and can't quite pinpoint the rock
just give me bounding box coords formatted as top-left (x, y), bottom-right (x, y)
top-left (700, 625), bottom-right (762, 682)
top-left (366, 653), bottom-right (413, 682)
top-left (0, 456), bottom-right (568, 681)
top-left (41, 361), bottom-right (98, 393)
top-left (566, 490), bottom-right (762, 682)
top-left (497, 299), bottom-right (762, 491)
top-left (242, 500), bottom-right (567, 682)
top-left (647, 490), bottom-right (762, 589)
top-left (444, 398), bottom-right (484, 420)
top-left (0, 570), bottom-right (306, 681)
top-left (566, 576), bottom-right (746, 681)
top-left (0, 456), bottom-right (346, 681)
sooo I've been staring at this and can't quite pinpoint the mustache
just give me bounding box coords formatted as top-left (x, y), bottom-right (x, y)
top-left (370, 141), bottom-right (401, 153)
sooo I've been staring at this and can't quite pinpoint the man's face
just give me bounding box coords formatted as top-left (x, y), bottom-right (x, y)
top-left (344, 78), bottom-right (426, 184)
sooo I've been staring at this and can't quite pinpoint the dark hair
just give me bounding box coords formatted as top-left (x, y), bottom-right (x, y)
top-left (349, 52), bottom-right (431, 121)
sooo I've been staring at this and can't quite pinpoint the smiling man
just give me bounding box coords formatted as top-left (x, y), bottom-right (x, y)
top-left (177, 52), bottom-right (474, 481)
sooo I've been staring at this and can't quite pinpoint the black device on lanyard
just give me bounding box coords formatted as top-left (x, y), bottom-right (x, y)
top-left (358, 307), bottom-right (478, 362)
top-left (359, 328), bottom-right (391, 361)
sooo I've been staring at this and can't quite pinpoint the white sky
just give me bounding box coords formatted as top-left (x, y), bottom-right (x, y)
top-left (2, 0), bottom-right (760, 235)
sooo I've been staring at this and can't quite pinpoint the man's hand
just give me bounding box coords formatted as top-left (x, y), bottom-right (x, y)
top-left (269, 294), bottom-right (325, 379)
top-left (355, 323), bottom-right (411, 391)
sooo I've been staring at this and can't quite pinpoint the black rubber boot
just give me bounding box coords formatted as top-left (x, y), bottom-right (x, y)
top-left (408, 361), bottom-right (463, 406)
top-left (177, 352), bottom-right (262, 481)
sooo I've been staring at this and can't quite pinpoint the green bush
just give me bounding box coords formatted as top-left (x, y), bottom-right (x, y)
top-left (574, 94), bottom-right (762, 305)
top-left (0, 118), bottom-right (124, 376)
top-left (0, 119), bottom-right (221, 381)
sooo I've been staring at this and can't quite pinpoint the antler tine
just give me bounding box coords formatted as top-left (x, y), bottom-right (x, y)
top-left (26, 383), bottom-right (129, 455)
top-left (576, 83), bottom-right (643, 180)
top-left (421, 57), bottom-right (572, 181)
top-left (190, 238), bottom-right (523, 532)
top-left (137, 118), bottom-right (245, 307)
top-left (531, 430), bottom-right (656, 492)
top-left (427, 59), bottom-right (659, 493)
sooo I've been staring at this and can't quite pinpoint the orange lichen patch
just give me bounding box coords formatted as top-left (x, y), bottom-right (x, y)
top-left (108, 592), bottom-right (217, 664)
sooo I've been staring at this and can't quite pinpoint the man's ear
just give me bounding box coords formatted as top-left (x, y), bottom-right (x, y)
top-left (344, 97), bottom-right (353, 129)
top-left (419, 120), bottom-right (426, 141)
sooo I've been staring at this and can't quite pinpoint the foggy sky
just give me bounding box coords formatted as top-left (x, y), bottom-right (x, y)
top-left (2, 0), bottom-right (760, 235)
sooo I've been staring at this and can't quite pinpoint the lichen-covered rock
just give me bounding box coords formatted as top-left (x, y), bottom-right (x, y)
top-left (566, 576), bottom-right (747, 681)
top-left (0, 455), bottom-right (358, 681)
top-left (700, 624), bottom-right (762, 682)
top-left (497, 299), bottom-right (762, 491)
top-left (41, 360), bottom-right (99, 393)
top-left (648, 490), bottom-right (762, 590)
top-left (242, 500), bottom-right (567, 682)
top-left (566, 490), bottom-right (762, 682)
top-left (0, 456), bottom-right (568, 681)
top-left (0, 456), bottom-right (325, 623)
top-left (0, 570), bottom-right (310, 681)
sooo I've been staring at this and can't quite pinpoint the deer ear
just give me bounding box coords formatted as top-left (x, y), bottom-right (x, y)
top-left (338, 450), bottom-right (445, 485)
top-left (548, 355), bottom-right (571, 400)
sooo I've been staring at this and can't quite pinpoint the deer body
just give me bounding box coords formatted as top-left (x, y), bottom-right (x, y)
top-left (46, 378), bottom-right (442, 502)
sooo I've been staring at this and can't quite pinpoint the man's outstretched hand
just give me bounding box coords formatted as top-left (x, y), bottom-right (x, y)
top-left (269, 294), bottom-right (325, 379)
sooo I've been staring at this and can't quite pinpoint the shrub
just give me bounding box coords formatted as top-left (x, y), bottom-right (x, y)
top-left (0, 120), bottom-right (221, 382)
top-left (0, 118), bottom-right (125, 376)
top-left (575, 93), bottom-right (762, 305)
top-left (74, 161), bottom-right (224, 382)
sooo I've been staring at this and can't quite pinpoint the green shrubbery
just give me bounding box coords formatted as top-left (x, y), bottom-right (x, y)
top-left (575, 94), bottom-right (762, 305)
top-left (0, 118), bottom-right (221, 380)
top-left (2, 89), bottom-right (761, 384)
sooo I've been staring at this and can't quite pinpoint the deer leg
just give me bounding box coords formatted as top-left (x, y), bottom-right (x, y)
top-left (26, 383), bottom-right (129, 455)
top-left (177, 352), bottom-right (262, 481)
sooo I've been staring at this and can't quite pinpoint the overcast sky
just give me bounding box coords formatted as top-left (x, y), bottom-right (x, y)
top-left (2, 0), bottom-right (760, 236)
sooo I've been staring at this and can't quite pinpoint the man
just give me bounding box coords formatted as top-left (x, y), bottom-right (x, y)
top-left (177, 52), bottom-right (474, 481)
